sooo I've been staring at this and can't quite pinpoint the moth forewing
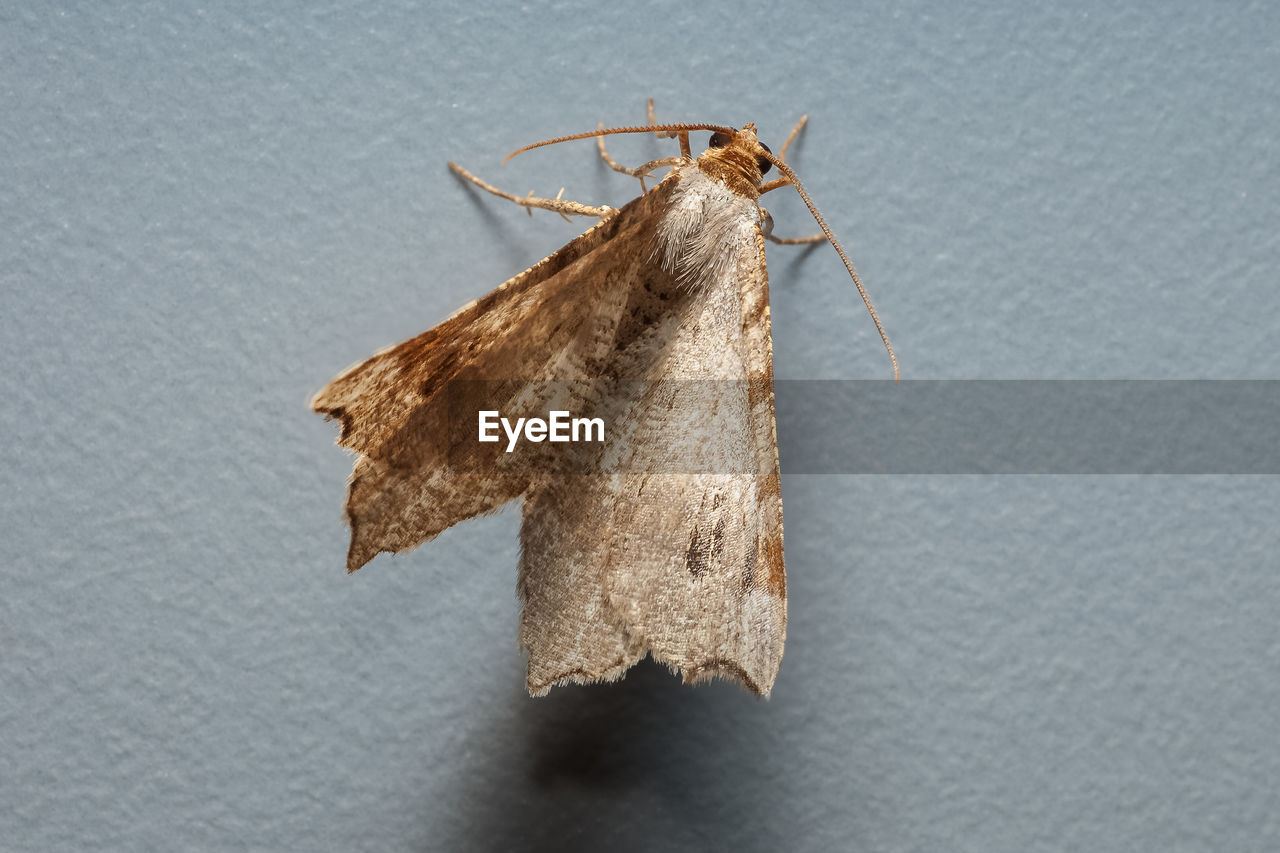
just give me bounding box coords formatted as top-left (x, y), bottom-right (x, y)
top-left (310, 186), bottom-right (672, 570)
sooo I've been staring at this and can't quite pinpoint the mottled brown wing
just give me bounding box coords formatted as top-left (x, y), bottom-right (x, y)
top-left (312, 181), bottom-right (678, 570)
top-left (518, 226), bottom-right (787, 695)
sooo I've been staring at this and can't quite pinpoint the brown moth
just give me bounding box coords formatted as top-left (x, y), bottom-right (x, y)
top-left (312, 107), bottom-right (895, 696)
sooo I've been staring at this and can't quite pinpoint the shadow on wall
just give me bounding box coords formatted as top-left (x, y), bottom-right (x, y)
top-left (437, 657), bottom-right (795, 851)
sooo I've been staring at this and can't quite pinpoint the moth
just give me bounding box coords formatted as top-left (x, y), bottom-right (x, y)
top-left (312, 105), bottom-right (895, 696)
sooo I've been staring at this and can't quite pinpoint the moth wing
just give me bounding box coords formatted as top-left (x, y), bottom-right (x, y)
top-left (311, 187), bottom-right (672, 570)
top-left (519, 221), bottom-right (786, 695)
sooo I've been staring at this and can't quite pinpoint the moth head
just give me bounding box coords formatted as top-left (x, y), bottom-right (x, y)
top-left (698, 123), bottom-right (775, 198)
top-left (502, 118), bottom-right (899, 380)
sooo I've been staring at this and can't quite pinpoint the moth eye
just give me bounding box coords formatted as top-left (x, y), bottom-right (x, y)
top-left (708, 131), bottom-right (732, 148)
top-left (757, 141), bottom-right (773, 175)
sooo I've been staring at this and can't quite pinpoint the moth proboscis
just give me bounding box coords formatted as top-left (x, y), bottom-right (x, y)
top-left (312, 103), bottom-right (896, 696)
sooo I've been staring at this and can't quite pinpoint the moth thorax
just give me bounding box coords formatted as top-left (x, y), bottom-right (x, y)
top-left (655, 168), bottom-right (760, 289)
top-left (697, 146), bottom-right (765, 200)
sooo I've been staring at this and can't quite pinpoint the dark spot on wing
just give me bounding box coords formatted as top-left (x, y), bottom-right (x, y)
top-left (685, 524), bottom-right (709, 576)
top-left (741, 541), bottom-right (758, 591)
top-left (685, 509), bottom-right (728, 577)
top-left (711, 517), bottom-right (726, 560)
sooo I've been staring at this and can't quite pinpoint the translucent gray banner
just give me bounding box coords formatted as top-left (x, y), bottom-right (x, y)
top-left (776, 381), bottom-right (1280, 474)
top-left (438, 380), bottom-right (1279, 475)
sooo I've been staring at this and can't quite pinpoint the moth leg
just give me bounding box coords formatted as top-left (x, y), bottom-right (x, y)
top-left (766, 231), bottom-right (826, 246)
top-left (759, 181), bottom-right (824, 241)
top-left (757, 114), bottom-right (809, 197)
top-left (758, 112), bottom-right (824, 244)
top-left (448, 161), bottom-right (614, 220)
top-left (757, 205), bottom-right (823, 245)
top-left (756, 113), bottom-right (810, 193)
top-left (597, 98), bottom-right (659, 179)
top-left (647, 97), bottom-right (663, 130)
top-left (595, 126), bottom-right (650, 190)
top-left (762, 199), bottom-right (825, 245)
top-left (777, 114), bottom-right (808, 165)
top-left (596, 122), bottom-right (686, 193)
top-left (594, 133), bottom-right (683, 183)
top-left (645, 98), bottom-right (692, 157)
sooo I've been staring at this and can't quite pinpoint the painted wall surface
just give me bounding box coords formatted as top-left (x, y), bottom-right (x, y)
top-left (4, 2), bottom-right (1278, 850)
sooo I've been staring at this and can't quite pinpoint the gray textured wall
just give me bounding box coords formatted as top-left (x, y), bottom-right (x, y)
top-left (4, 1), bottom-right (1279, 851)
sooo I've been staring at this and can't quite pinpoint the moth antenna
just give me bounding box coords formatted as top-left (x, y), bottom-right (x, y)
top-left (762, 152), bottom-right (899, 382)
top-left (505, 124), bottom-right (734, 162)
